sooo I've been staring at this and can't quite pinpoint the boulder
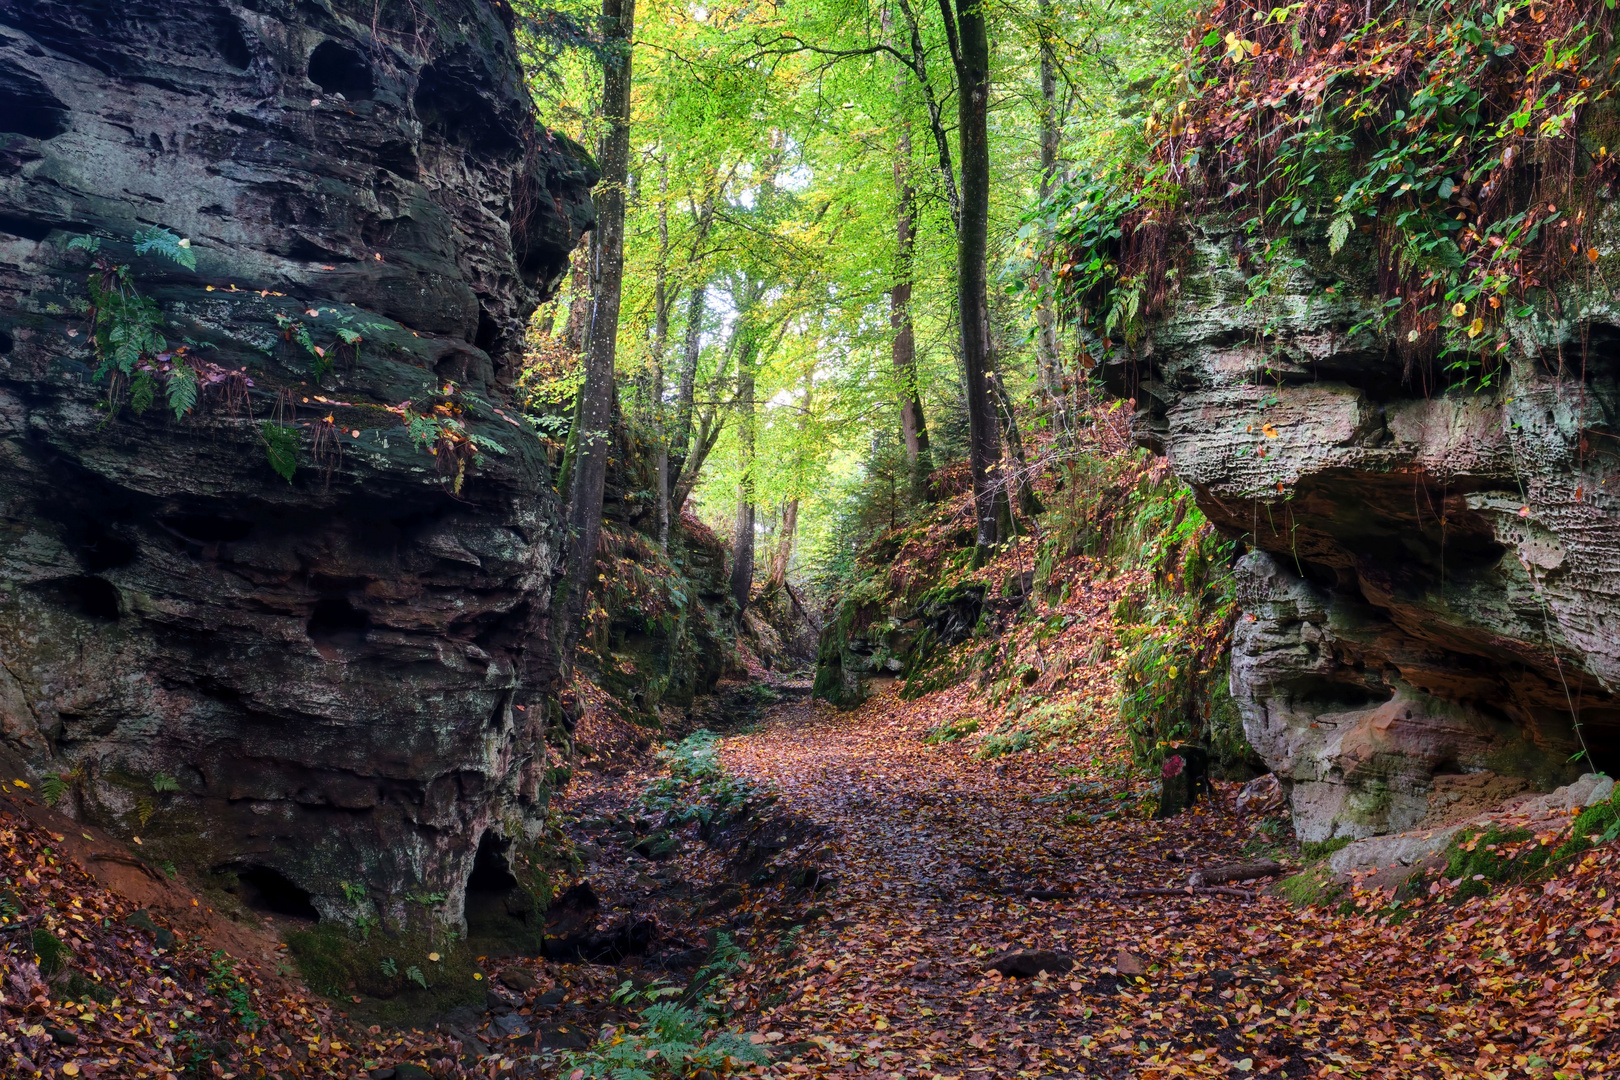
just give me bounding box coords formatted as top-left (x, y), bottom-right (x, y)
top-left (0, 0), bottom-right (594, 926)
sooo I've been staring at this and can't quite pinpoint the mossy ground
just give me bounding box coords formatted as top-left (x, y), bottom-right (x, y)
top-left (286, 923), bottom-right (486, 1026)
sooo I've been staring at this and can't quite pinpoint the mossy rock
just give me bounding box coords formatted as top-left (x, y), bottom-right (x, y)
top-left (1300, 836), bottom-right (1352, 863)
top-left (1552, 788), bottom-right (1620, 862)
top-left (285, 924), bottom-right (483, 1024)
top-left (1443, 825), bottom-right (1546, 900)
top-left (1275, 868), bottom-right (1346, 909)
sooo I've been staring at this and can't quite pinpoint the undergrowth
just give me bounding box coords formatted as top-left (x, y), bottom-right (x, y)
top-left (1047, 0), bottom-right (1620, 388)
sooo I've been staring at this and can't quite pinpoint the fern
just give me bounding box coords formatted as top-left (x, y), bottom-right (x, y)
top-left (151, 772), bottom-right (181, 794)
top-left (132, 226), bottom-right (196, 271)
top-left (129, 370), bottom-right (156, 414)
top-left (261, 422), bottom-right (298, 482)
top-left (165, 362), bottom-right (198, 420)
top-left (1328, 213), bottom-right (1353, 256)
top-left (39, 774), bottom-right (69, 807)
top-left (405, 965), bottom-right (428, 989)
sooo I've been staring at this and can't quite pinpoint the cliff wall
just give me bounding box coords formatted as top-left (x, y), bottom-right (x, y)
top-left (1111, 213), bottom-right (1620, 841)
top-left (0, 0), bottom-right (595, 927)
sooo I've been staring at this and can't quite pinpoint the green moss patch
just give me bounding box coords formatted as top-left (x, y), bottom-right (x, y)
top-left (286, 925), bottom-right (484, 1025)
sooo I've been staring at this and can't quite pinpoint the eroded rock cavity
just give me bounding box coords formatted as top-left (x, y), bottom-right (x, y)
top-left (0, 0), bottom-right (595, 925)
top-left (1113, 216), bottom-right (1620, 842)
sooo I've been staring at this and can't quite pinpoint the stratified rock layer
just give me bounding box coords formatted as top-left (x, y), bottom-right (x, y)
top-left (0, 0), bottom-right (595, 925)
top-left (1113, 215), bottom-right (1620, 841)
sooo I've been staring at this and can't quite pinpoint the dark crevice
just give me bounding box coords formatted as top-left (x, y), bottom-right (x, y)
top-left (0, 214), bottom-right (54, 242)
top-left (308, 41), bottom-right (373, 101)
top-left (217, 20), bottom-right (253, 70)
top-left (307, 596), bottom-right (370, 657)
top-left (0, 66), bottom-right (70, 140)
top-left (225, 865), bottom-right (320, 920)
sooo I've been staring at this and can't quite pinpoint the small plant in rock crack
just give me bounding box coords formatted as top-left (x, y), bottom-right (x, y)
top-left (561, 1000), bottom-right (768, 1080)
top-left (405, 964), bottom-right (428, 990)
top-left (379, 957), bottom-right (398, 978)
top-left (206, 951), bottom-right (261, 1032)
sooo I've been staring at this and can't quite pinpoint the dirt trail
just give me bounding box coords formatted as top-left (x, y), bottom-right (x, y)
top-left (707, 691), bottom-right (1619, 1080)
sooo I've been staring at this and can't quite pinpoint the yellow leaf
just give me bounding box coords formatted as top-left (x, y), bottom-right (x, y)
top-left (1468, 317), bottom-right (1485, 338)
top-left (11, 779), bottom-right (28, 789)
top-left (428, 952), bottom-right (441, 962)
top-left (1451, 302), bottom-right (1467, 318)
top-left (62, 1064), bottom-right (80, 1077)
top-left (1261, 422), bottom-right (1280, 438)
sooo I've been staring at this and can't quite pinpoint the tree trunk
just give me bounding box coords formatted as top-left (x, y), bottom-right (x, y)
top-left (885, 12), bottom-right (933, 504)
top-left (768, 498), bottom-right (798, 588)
top-left (560, 0), bottom-right (635, 656)
top-left (942, 0), bottom-right (1007, 559)
top-left (897, 0), bottom-right (961, 224)
top-left (564, 238), bottom-right (593, 354)
top-left (728, 310), bottom-right (759, 612)
top-left (1035, 0), bottom-right (1063, 421)
top-left (652, 158), bottom-right (672, 552)
top-left (672, 283), bottom-right (704, 466)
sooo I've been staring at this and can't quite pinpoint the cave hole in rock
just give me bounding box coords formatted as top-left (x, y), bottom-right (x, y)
top-left (464, 830), bottom-right (526, 936)
top-left (0, 214), bottom-right (53, 242)
top-left (227, 865), bottom-right (320, 921)
top-left (0, 327), bottom-right (12, 353)
top-left (161, 514), bottom-right (254, 544)
top-left (415, 63), bottom-right (520, 154)
top-left (307, 596), bottom-right (371, 657)
top-left (308, 41), bottom-right (373, 101)
top-left (0, 67), bottom-right (70, 139)
top-left (216, 19), bottom-right (253, 69)
top-left (1286, 676), bottom-right (1393, 713)
top-left (46, 575), bottom-right (123, 621)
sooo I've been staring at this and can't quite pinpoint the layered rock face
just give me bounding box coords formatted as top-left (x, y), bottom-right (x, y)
top-left (0, 0), bottom-right (595, 925)
top-left (1113, 216), bottom-right (1620, 842)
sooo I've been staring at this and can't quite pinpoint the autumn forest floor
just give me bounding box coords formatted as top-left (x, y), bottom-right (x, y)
top-left (549, 683), bottom-right (1620, 1080)
top-left (3, 673), bottom-right (1618, 1080)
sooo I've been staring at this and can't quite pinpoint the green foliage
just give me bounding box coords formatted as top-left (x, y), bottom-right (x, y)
top-left (206, 951), bottom-right (261, 1032)
top-left (1551, 787), bottom-right (1620, 861)
top-left (923, 717), bottom-right (980, 744)
top-left (132, 226), bottom-right (197, 271)
top-left (1444, 825), bottom-right (1547, 900)
top-left (261, 421), bottom-right (299, 482)
top-left (561, 998), bottom-right (768, 1080)
top-left (1300, 836), bottom-right (1352, 863)
top-left (150, 772), bottom-right (181, 794)
top-left (1054, 0), bottom-right (1620, 388)
top-left (39, 773), bottom-right (69, 807)
top-left (638, 730), bottom-right (756, 826)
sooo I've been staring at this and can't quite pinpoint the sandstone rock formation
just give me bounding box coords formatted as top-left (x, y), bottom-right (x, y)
top-left (0, 0), bottom-right (595, 927)
top-left (1112, 215), bottom-right (1620, 842)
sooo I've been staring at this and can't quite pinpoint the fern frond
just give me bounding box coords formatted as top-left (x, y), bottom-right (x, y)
top-left (166, 362), bottom-right (198, 419)
top-left (132, 226), bottom-right (196, 271)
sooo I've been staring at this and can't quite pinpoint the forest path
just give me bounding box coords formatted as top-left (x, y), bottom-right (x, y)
top-left (710, 690), bottom-right (1611, 1080)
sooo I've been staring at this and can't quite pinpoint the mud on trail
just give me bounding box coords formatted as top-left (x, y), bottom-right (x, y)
top-left (589, 685), bottom-right (1619, 1080)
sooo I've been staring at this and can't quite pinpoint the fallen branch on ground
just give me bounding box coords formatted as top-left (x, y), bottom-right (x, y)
top-left (1189, 860), bottom-right (1283, 888)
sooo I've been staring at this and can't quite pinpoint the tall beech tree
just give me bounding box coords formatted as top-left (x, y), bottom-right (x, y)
top-left (560, 0), bottom-right (635, 655)
top-left (940, 0), bottom-right (1008, 559)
